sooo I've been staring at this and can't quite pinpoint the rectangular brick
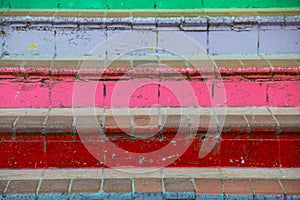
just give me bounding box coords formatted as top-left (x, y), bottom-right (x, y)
top-left (103, 179), bottom-right (132, 193)
top-left (133, 115), bottom-right (158, 134)
top-left (242, 59), bottom-right (270, 68)
top-left (79, 11), bottom-right (105, 18)
top-left (161, 115), bottom-right (189, 133)
top-left (190, 81), bottom-right (212, 106)
top-left (0, 60), bottom-right (23, 68)
top-left (269, 59), bottom-right (299, 68)
top-left (275, 115), bottom-right (300, 133)
top-left (190, 115), bottom-right (217, 133)
top-left (24, 60), bottom-right (52, 69)
top-left (224, 81), bottom-right (267, 106)
top-left (104, 116), bottom-right (131, 133)
top-left (16, 116), bottom-right (45, 135)
top-left (52, 60), bottom-right (79, 70)
top-left (220, 115), bottom-right (248, 134)
top-left (0, 180), bottom-right (7, 194)
top-left (246, 115), bottom-right (278, 133)
top-left (267, 81), bottom-right (300, 107)
top-left (215, 59), bottom-right (243, 69)
top-left (280, 180), bottom-right (300, 195)
top-left (134, 178), bottom-right (162, 193)
top-left (0, 80), bottom-right (50, 108)
top-left (71, 179), bottom-right (101, 193)
top-left (75, 116), bottom-right (102, 136)
top-left (159, 81), bottom-right (198, 106)
top-left (29, 11), bottom-right (55, 17)
top-left (44, 116), bottom-right (74, 135)
top-left (0, 116), bottom-right (16, 135)
top-left (164, 178), bottom-right (195, 199)
top-left (6, 180), bottom-right (39, 194)
top-left (39, 179), bottom-right (70, 193)
top-left (252, 179), bottom-right (284, 198)
top-left (160, 60), bottom-right (186, 69)
top-left (194, 179), bottom-right (223, 195)
top-left (223, 179), bottom-right (252, 195)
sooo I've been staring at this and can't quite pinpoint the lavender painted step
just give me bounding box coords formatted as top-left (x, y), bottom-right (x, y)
top-left (1, 13), bottom-right (299, 57)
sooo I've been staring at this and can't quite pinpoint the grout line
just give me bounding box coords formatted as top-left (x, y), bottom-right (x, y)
top-left (220, 178), bottom-right (225, 200)
top-left (100, 174), bottom-right (104, 193)
top-left (267, 107), bottom-right (281, 135)
top-left (131, 178), bottom-right (135, 198)
top-left (243, 115), bottom-right (251, 135)
top-left (249, 179), bottom-right (256, 200)
top-left (72, 116), bottom-right (77, 138)
top-left (42, 114), bottom-right (49, 136)
top-left (161, 177), bottom-right (166, 197)
top-left (36, 178), bottom-right (43, 196)
top-left (12, 116), bottom-right (19, 138)
top-left (68, 179), bottom-right (73, 195)
top-left (277, 179), bottom-right (286, 200)
top-left (3, 180), bottom-right (10, 197)
top-left (130, 115), bottom-right (134, 135)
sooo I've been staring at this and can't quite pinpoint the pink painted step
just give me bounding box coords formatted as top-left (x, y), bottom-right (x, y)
top-left (0, 57), bottom-right (299, 108)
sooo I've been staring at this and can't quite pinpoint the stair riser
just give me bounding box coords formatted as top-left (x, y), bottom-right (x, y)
top-left (1, 76), bottom-right (299, 108)
top-left (1, 15), bottom-right (299, 56)
top-left (0, 137), bottom-right (299, 168)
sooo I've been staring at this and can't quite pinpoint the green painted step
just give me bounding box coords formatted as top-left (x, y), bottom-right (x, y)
top-left (1, 0), bottom-right (300, 9)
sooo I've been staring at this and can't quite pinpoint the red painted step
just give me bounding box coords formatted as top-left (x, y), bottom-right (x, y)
top-left (0, 107), bottom-right (299, 168)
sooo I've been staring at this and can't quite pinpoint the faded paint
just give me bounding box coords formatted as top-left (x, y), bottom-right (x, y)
top-left (1, 16), bottom-right (299, 57)
top-left (0, 67), bottom-right (299, 108)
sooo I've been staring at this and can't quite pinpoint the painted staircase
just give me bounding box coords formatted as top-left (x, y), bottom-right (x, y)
top-left (0, 6), bottom-right (299, 199)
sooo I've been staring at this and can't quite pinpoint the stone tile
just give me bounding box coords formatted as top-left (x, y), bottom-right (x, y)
top-left (15, 116), bottom-right (45, 135)
top-left (133, 115), bottom-right (159, 134)
top-left (209, 30), bottom-right (258, 55)
top-left (44, 116), bottom-right (74, 135)
top-left (164, 178), bottom-right (195, 199)
top-left (51, 60), bottom-right (78, 69)
top-left (252, 179), bottom-right (284, 196)
top-left (259, 29), bottom-right (300, 54)
top-left (103, 178), bottom-right (132, 193)
top-left (71, 179), bottom-right (101, 193)
top-left (194, 179), bottom-right (223, 195)
top-left (3, 29), bottom-right (55, 56)
top-left (39, 179), bottom-right (70, 193)
top-left (55, 29), bottom-right (106, 57)
top-left (223, 179), bottom-right (252, 195)
top-left (269, 59), bottom-right (299, 68)
top-left (6, 180), bottom-right (39, 194)
top-left (246, 115), bottom-right (278, 133)
top-left (134, 178), bottom-right (162, 193)
top-left (0, 180), bottom-right (7, 194)
top-left (0, 116), bottom-right (16, 135)
top-left (220, 115), bottom-right (248, 133)
top-left (0, 60), bottom-right (23, 68)
top-left (104, 116), bottom-right (131, 133)
top-left (280, 180), bottom-right (300, 195)
top-left (275, 115), bottom-right (300, 133)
